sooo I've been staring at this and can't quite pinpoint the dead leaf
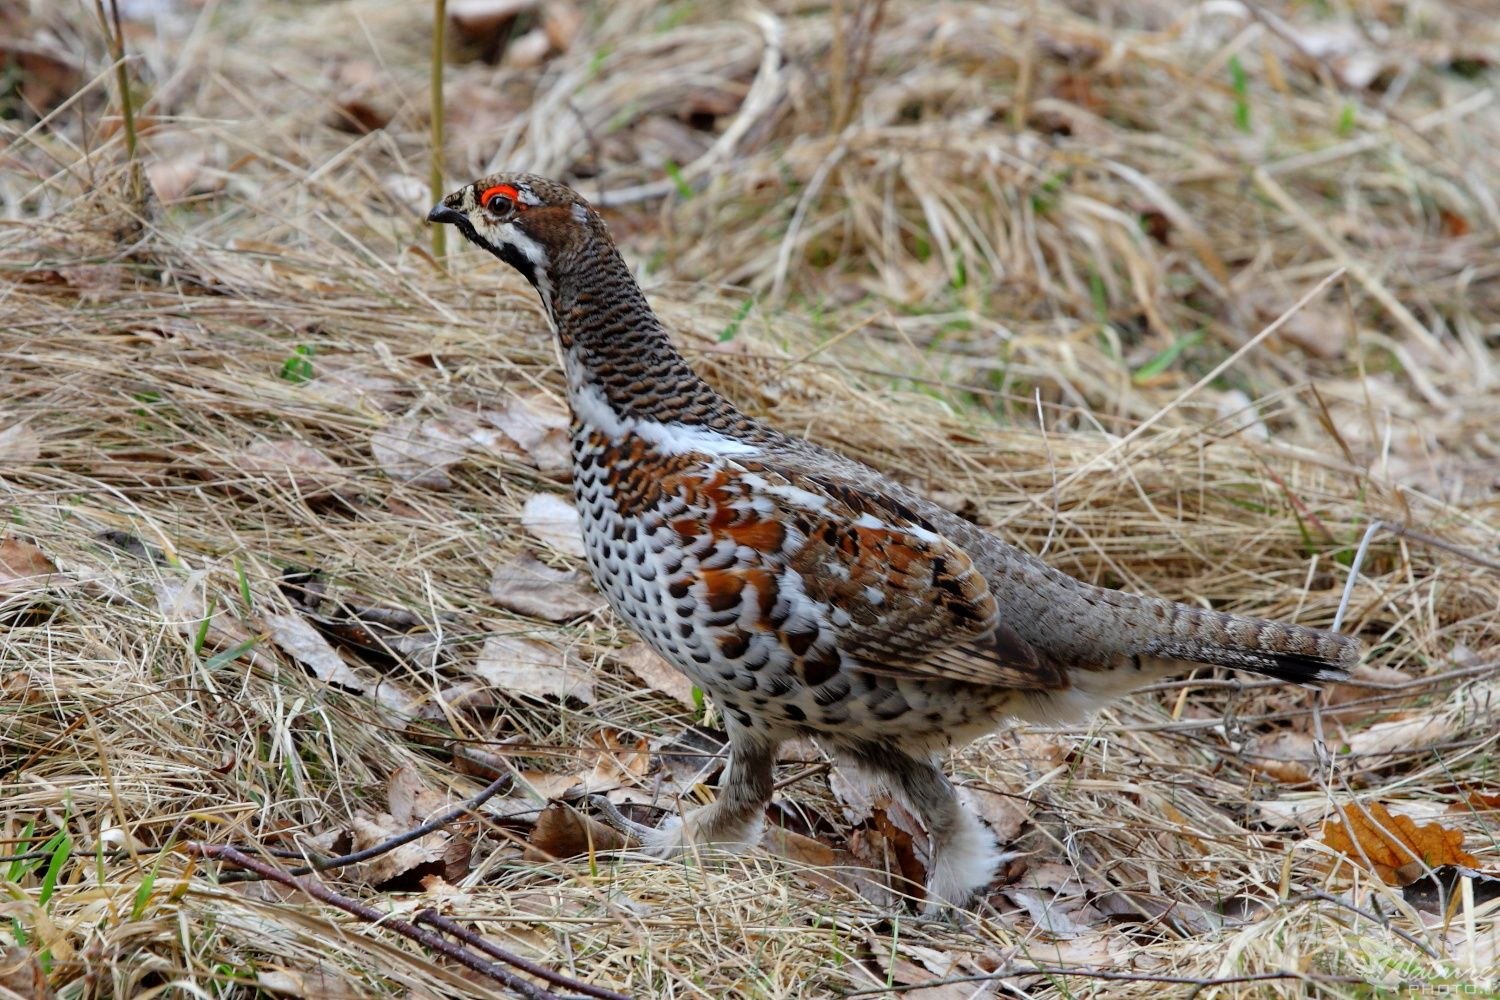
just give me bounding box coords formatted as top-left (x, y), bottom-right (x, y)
top-left (371, 418), bottom-right (469, 488)
top-left (1014, 732), bottom-right (1072, 770)
top-left (1160, 802), bottom-right (1207, 855)
top-left (484, 394), bottom-right (571, 472)
top-left (306, 367), bottom-right (406, 412)
top-left (905, 983), bottom-right (993, 1000)
top-left (383, 173), bottom-right (430, 213)
top-left (1277, 302), bottom-right (1349, 360)
top-left (349, 809), bottom-right (469, 890)
top-left (0, 537), bottom-right (58, 596)
top-left (1090, 889), bottom-right (1223, 935)
top-left (0, 669), bottom-right (46, 705)
top-left (1343, 713), bottom-right (1456, 761)
top-left (1452, 790), bottom-right (1500, 813)
top-left (331, 93), bottom-right (391, 133)
top-left (518, 769), bottom-right (586, 800)
top-left (256, 966), bottom-right (361, 1000)
top-left (1439, 208), bottom-right (1471, 239)
top-left (1006, 930), bottom-right (1131, 968)
top-left (473, 634), bottom-right (595, 703)
top-left (524, 801), bottom-right (627, 860)
top-left (520, 493), bottom-right (585, 556)
top-left (504, 27), bottom-right (553, 68)
top-left (585, 728), bottom-right (651, 788)
top-left (421, 680), bottom-right (503, 720)
top-left (386, 764), bottom-right (456, 828)
top-left (265, 612), bottom-right (368, 691)
top-left (0, 423), bottom-right (41, 464)
top-left (652, 727), bottom-right (726, 788)
top-left (147, 150), bottom-right (223, 203)
top-left (847, 801), bottom-right (930, 906)
top-left (677, 88), bottom-right (744, 130)
top-left (1285, 23), bottom-right (1393, 89)
top-left (855, 941), bottom-right (976, 1000)
top-left (280, 571), bottom-right (451, 673)
top-left (1252, 711), bottom-right (1456, 784)
top-left (762, 825), bottom-right (853, 898)
top-left (1005, 887), bottom-right (1097, 938)
top-left (1323, 663), bottom-right (1409, 724)
top-left (418, 873), bottom-right (474, 904)
top-left (325, 59), bottom-right (392, 133)
top-left (489, 553), bottom-right (598, 621)
top-left (448, 0), bottom-right (538, 55)
top-left (0, 41), bottom-right (83, 117)
top-left (615, 643), bottom-right (697, 708)
top-left (152, 570), bottom-right (207, 628)
top-left (1245, 729), bottom-right (1317, 783)
top-left (1321, 801), bottom-right (1478, 884)
top-left (0, 945), bottom-right (50, 1000)
top-left (812, 770), bottom-right (937, 906)
top-left (235, 439), bottom-right (345, 499)
top-left (1215, 388), bottom-right (1269, 441)
top-left (1000, 860), bottom-right (1109, 937)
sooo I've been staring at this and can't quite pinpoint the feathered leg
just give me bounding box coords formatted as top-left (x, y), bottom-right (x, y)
top-left (844, 743), bottom-right (1009, 912)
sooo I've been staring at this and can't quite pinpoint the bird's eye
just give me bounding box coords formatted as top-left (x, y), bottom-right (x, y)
top-left (481, 184), bottom-right (518, 215)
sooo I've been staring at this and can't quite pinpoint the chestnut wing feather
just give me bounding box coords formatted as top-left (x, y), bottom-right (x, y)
top-left (758, 465), bottom-right (1067, 691)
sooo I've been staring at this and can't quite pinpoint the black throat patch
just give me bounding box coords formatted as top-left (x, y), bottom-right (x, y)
top-left (448, 217), bottom-right (541, 291)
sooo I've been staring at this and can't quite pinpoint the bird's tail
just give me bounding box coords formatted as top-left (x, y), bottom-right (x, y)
top-left (1140, 599), bottom-right (1359, 684)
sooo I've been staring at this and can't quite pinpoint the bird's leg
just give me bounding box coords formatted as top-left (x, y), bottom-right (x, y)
top-left (849, 744), bottom-right (1010, 914)
top-left (644, 730), bottom-right (777, 857)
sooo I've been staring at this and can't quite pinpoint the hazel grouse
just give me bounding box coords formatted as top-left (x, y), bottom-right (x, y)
top-left (428, 174), bottom-right (1360, 910)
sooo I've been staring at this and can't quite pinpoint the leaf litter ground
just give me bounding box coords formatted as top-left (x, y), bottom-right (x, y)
top-left (1, 0), bottom-right (1498, 996)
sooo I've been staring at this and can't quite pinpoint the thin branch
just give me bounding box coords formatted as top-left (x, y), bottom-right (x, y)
top-left (226, 770), bottom-right (514, 881)
top-left (187, 843), bottom-right (564, 1000)
top-left (415, 910), bottom-right (632, 1000)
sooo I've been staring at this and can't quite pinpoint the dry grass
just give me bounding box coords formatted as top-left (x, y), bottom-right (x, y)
top-left (1, 0), bottom-right (1498, 996)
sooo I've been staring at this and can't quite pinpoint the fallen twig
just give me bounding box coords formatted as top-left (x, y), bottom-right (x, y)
top-left (415, 909), bottom-right (632, 1000)
top-left (216, 770), bottom-right (513, 883)
top-left (289, 770), bottom-right (513, 877)
top-left (187, 843), bottom-right (582, 1000)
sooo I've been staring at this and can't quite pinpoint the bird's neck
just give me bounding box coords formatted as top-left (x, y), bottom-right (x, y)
top-left (549, 243), bottom-right (731, 429)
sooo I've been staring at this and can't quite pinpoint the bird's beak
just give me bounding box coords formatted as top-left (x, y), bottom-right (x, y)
top-left (427, 204), bottom-right (464, 225)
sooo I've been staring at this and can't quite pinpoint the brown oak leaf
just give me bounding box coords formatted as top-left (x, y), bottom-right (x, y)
top-left (1321, 802), bottom-right (1477, 884)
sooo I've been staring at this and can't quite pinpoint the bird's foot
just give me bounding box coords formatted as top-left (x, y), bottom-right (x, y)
top-left (590, 795), bottom-right (761, 859)
top-left (587, 794), bottom-right (666, 847)
top-left (920, 847), bottom-right (1022, 917)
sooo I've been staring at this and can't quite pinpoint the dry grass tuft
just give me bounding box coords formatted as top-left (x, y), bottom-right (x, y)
top-left (1, 1), bottom-right (1497, 996)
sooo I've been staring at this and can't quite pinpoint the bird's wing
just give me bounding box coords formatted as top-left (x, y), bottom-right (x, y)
top-left (774, 466), bottom-right (1067, 690)
top-left (656, 454), bottom-right (1066, 692)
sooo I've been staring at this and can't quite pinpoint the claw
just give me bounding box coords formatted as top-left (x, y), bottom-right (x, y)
top-left (586, 794), bottom-right (661, 845)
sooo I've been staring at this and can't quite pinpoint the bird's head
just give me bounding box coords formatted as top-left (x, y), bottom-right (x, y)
top-left (427, 173), bottom-right (608, 309)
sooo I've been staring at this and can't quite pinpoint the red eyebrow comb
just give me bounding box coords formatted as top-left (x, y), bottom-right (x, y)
top-left (480, 184), bottom-right (521, 208)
